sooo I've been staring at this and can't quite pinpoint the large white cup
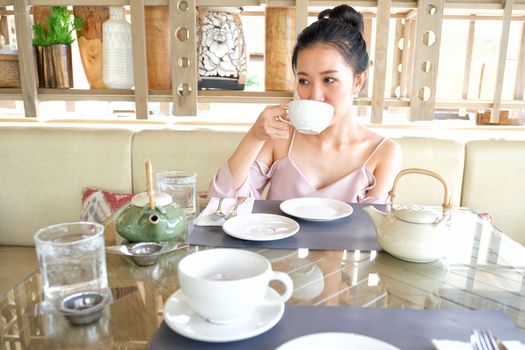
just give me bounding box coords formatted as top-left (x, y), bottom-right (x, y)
top-left (283, 99), bottom-right (334, 135)
top-left (177, 248), bottom-right (293, 324)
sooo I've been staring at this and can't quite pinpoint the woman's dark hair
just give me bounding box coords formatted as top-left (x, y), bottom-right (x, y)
top-left (291, 5), bottom-right (369, 75)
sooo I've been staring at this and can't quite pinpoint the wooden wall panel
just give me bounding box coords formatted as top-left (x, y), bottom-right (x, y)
top-left (265, 8), bottom-right (296, 91)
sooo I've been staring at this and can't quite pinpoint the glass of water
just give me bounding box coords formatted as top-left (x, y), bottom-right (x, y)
top-left (34, 222), bottom-right (108, 301)
top-left (157, 170), bottom-right (197, 217)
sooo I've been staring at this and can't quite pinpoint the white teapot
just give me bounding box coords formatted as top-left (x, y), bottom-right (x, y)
top-left (364, 168), bottom-right (452, 263)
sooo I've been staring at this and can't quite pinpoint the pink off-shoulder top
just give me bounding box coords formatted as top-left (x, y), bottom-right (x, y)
top-left (208, 132), bottom-right (388, 204)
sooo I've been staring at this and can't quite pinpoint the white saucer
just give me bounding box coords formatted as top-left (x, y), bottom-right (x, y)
top-left (222, 214), bottom-right (300, 241)
top-left (276, 332), bottom-right (400, 350)
top-left (280, 198), bottom-right (353, 222)
top-left (163, 288), bottom-right (285, 342)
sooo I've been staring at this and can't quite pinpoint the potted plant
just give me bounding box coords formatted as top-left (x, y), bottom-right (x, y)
top-left (33, 6), bottom-right (83, 88)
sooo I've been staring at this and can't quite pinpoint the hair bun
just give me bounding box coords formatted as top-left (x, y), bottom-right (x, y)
top-left (318, 5), bottom-right (364, 33)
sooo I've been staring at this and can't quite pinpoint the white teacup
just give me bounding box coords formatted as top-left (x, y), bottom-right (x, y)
top-left (177, 248), bottom-right (293, 324)
top-left (280, 99), bottom-right (334, 135)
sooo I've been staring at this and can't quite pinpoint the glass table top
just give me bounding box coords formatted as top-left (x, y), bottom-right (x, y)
top-left (1, 207), bottom-right (524, 349)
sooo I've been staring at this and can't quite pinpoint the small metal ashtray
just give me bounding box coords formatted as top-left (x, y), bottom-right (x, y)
top-left (57, 290), bottom-right (110, 325)
top-left (128, 242), bottom-right (163, 266)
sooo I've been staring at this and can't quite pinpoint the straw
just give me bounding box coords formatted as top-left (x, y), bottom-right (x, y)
top-left (145, 160), bottom-right (155, 210)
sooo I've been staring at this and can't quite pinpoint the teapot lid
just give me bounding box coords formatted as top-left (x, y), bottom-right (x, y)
top-left (393, 206), bottom-right (440, 224)
top-left (131, 192), bottom-right (172, 207)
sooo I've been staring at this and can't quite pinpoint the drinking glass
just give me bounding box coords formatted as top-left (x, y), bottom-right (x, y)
top-left (34, 222), bottom-right (108, 301)
top-left (156, 170), bottom-right (197, 217)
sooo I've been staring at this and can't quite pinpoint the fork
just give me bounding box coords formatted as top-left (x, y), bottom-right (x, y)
top-left (225, 197), bottom-right (248, 220)
top-left (209, 197), bottom-right (227, 220)
top-left (471, 329), bottom-right (503, 350)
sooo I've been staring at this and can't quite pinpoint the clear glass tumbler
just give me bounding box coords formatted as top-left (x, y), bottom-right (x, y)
top-left (157, 170), bottom-right (197, 217)
top-left (34, 222), bottom-right (108, 301)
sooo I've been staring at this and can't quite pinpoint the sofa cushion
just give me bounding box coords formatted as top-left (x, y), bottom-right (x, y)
top-left (131, 128), bottom-right (244, 195)
top-left (0, 126), bottom-right (134, 246)
top-left (394, 137), bottom-right (464, 207)
top-left (462, 140), bottom-right (525, 245)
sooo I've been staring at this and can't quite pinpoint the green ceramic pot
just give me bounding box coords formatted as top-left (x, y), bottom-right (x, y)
top-left (116, 192), bottom-right (187, 243)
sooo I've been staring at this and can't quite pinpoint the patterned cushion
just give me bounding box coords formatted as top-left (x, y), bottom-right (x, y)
top-left (81, 187), bottom-right (133, 224)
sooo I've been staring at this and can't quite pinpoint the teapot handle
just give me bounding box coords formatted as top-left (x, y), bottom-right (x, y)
top-left (386, 168), bottom-right (452, 218)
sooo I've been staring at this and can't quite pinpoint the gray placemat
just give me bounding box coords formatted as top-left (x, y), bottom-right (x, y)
top-left (188, 200), bottom-right (381, 251)
top-left (149, 305), bottom-right (525, 350)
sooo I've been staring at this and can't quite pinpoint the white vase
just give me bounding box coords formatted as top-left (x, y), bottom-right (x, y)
top-left (103, 7), bottom-right (133, 89)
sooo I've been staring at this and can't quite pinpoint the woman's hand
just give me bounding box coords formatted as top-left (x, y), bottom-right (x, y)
top-left (250, 104), bottom-right (291, 141)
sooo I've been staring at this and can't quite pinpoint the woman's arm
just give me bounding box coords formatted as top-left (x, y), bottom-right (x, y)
top-left (227, 104), bottom-right (289, 189)
top-left (366, 139), bottom-right (403, 200)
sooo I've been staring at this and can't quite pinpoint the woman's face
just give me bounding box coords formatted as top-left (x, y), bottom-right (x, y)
top-left (295, 44), bottom-right (365, 121)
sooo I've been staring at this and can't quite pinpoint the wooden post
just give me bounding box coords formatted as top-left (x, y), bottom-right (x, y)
top-left (391, 19), bottom-right (404, 98)
top-left (402, 14), bottom-right (416, 98)
top-left (130, 0), bottom-right (149, 119)
top-left (295, 0), bottom-right (308, 40)
top-left (170, 0), bottom-right (197, 116)
top-left (358, 16), bottom-right (372, 116)
top-left (490, 0), bottom-right (513, 123)
top-left (371, 0), bottom-right (391, 123)
top-left (359, 16), bottom-right (372, 99)
top-left (409, 0), bottom-right (444, 121)
top-left (294, 0), bottom-right (308, 94)
top-left (515, 22), bottom-right (525, 100)
top-left (462, 19), bottom-right (475, 99)
top-left (14, 0), bottom-right (38, 118)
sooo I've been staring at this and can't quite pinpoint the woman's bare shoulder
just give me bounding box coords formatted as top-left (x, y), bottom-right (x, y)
top-left (256, 135), bottom-right (293, 165)
top-left (383, 137), bottom-right (402, 154)
top-left (362, 129), bottom-right (400, 153)
top-left (364, 130), bottom-right (403, 166)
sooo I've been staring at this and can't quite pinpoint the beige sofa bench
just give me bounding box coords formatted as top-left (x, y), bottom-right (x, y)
top-left (1, 125), bottom-right (524, 292)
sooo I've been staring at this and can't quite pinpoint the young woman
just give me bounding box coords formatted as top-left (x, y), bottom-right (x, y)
top-left (208, 5), bottom-right (402, 204)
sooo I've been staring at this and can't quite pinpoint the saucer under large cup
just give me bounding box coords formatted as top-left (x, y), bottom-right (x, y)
top-left (163, 288), bottom-right (284, 342)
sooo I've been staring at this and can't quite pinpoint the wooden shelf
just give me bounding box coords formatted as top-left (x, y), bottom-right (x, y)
top-left (1, 0), bottom-right (525, 121)
top-left (4, 87), bottom-right (524, 110)
top-left (2, 1), bottom-right (525, 8)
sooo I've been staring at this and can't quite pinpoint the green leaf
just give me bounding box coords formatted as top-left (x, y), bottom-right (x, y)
top-left (32, 6), bottom-right (83, 46)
